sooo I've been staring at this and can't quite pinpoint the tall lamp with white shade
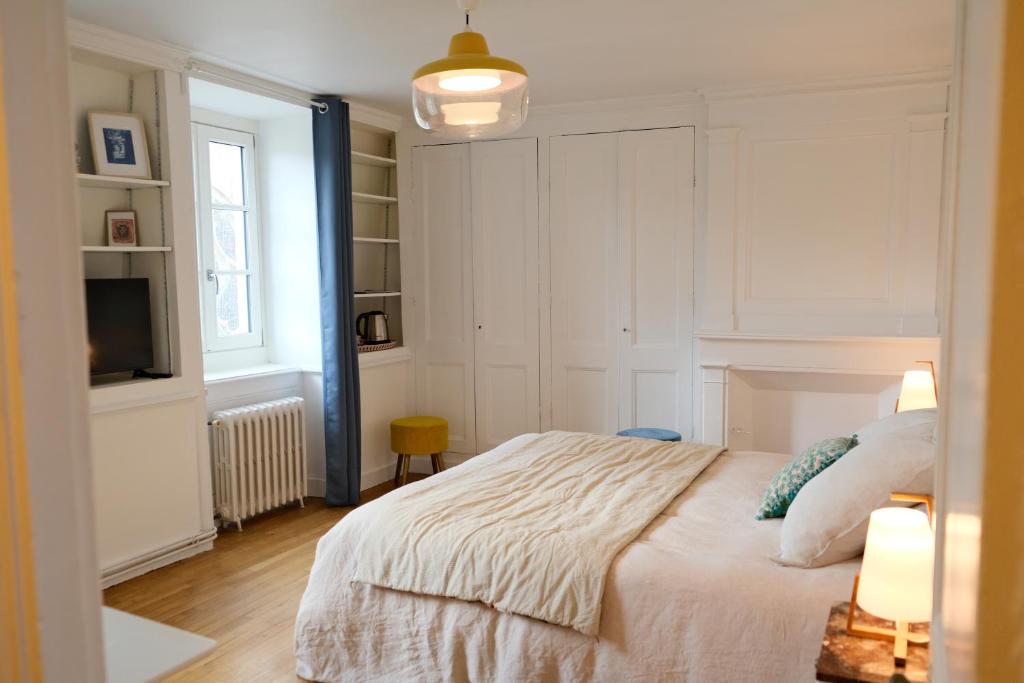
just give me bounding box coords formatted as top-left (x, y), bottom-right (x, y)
top-left (847, 504), bottom-right (935, 666)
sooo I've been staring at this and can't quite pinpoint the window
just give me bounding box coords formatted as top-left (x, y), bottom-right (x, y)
top-left (192, 123), bottom-right (263, 352)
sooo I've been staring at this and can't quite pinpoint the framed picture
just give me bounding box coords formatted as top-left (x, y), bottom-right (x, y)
top-left (88, 111), bottom-right (152, 179)
top-left (106, 210), bottom-right (138, 246)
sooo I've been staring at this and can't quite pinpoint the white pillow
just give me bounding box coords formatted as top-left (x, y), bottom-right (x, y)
top-left (854, 407), bottom-right (936, 443)
top-left (775, 419), bottom-right (935, 568)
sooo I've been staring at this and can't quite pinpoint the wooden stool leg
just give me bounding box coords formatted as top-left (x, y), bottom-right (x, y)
top-left (399, 454), bottom-right (411, 486)
top-left (430, 453), bottom-right (440, 474)
top-left (435, 453), bottom-right (446, 472)
top-left (393, 454), bottom-right (405, 488)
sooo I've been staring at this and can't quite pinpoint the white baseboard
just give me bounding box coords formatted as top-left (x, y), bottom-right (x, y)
top-left (307, 477), bottom-right (326, 498)
top-left (100, 529), bottom-right (218, 588)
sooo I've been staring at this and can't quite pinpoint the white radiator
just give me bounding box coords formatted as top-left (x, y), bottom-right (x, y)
top-left (210, 397), bottom-right (307, 530)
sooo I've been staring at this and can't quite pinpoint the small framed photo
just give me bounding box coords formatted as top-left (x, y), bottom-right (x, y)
top-left (88, 111), bottom-right (152, 179)
top-left (106, 210), bottom-right (138, 246)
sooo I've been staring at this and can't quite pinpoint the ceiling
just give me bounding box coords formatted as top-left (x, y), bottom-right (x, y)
top-left (67, 0), bottom-right (954, 115)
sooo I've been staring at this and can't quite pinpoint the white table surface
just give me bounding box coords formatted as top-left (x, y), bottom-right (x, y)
top-left (102, 607), bottom-right (216, 683)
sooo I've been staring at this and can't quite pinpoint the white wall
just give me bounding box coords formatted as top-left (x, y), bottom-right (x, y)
top-left (931, 0), bottom-right (1004, 679)
top-left (1, 0), bottom-right (105, 679)
top-left (701, 80), bottom-right (949, 336)
top-left (259, 112), bottom-right (322, 370)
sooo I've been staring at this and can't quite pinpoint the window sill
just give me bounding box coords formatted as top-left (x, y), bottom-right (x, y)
top-left (203, 364), bottom-right (301, 385)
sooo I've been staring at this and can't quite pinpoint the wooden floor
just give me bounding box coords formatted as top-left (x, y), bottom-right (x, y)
top-left (103, 476), bottom-right (424, 682)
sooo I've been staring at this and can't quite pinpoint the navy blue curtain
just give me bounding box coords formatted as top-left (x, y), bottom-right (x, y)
top-left (311, 98), bottom-right (361, 506)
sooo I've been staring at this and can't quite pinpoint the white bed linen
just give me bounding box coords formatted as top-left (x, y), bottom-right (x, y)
top-left (295, 436), bottom-right (859, 682)
top-left (351, 431), bottom-right (724, 635)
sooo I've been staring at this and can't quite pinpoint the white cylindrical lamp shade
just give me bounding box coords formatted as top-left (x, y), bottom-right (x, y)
top-left (857, 507), bottom-right (934, 624)
top-left (897, 370), bottom-right (937, 413)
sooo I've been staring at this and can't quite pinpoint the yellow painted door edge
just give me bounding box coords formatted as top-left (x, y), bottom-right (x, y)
top-left (0, 34), bottom-right (44, 683)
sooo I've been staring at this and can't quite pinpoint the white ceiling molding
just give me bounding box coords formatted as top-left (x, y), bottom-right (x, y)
top-left (529, 91), bottom-right (704, 118)
top-left (68, 19), bottom-right (403, 131)
top-left (68, 19), bottom-right (189, 72)
top-left (699, 68), bottom-right (953, 102)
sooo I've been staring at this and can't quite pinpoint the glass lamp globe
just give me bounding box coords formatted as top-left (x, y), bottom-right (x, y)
top-left (412, 28), bottom-right (528, 140)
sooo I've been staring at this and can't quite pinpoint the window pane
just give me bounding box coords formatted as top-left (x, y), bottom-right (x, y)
top-left (215, 273), bottom-right (253, 337)
top-left (208, 141), bottom-right (244, 205)
top-left (212, 209), bottom-right (248, 270)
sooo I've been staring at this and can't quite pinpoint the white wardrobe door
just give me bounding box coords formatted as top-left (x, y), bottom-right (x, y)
top-left (411, 144), bottom-right (476, 454)
top-left (617, 127), bottom-right (695, 436)
top-left (470, 138), bottom-right (540, 452)
top-left (550, 133), bottom-right (620, 434)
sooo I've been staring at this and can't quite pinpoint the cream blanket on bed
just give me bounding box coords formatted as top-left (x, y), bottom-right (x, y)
top-left (350, 430), bottom-right (723, 635)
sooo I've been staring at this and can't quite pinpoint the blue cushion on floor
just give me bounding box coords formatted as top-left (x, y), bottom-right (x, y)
top-left (616, 428), bottom-right (682, 442)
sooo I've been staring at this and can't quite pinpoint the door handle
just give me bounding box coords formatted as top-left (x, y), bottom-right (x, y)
top-left (206, 269), bottom-right (219, 294)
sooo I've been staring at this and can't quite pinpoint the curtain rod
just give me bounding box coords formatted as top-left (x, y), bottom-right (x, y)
top-left (184, 61), bottom-right (329, 113)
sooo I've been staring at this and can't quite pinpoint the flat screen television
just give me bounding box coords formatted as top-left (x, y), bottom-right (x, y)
top-left (85, 278), bottom-right (154, 376)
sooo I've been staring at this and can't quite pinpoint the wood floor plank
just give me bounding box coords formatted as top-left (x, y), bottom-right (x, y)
top-left (104, 476), bottom-right (425, 682)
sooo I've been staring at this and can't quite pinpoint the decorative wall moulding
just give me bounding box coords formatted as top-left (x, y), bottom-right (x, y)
top-left (529, 91), bottom-right (704, 118)
top-left (698, 68), bottom-right (953, 102)
top-left (706, 127), bottom-right (741, 144)
top-left (908, 112), bottom-right (950, 132)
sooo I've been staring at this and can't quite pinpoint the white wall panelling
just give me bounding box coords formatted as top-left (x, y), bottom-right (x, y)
top-left (702, 84), bottom-right (949, 336)
top-left (550, 127), bottom-right (695, 437)
top-left (398, 74), bottom-right (950, 454)
top-left (411, 139), bottom-right (541, 455)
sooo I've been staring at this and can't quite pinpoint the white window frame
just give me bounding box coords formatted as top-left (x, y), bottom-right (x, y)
top-left (192, 123), bottom-right (265, 353)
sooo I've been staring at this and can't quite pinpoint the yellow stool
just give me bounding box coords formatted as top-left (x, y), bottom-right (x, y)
top-left (390, 416), bottom-right (448, 487)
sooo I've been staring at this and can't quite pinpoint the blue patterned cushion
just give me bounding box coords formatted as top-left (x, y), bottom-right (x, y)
top-left (755, 436), bottom-right (858, 519)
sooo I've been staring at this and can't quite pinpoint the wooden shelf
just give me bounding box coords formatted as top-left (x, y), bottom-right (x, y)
top-left (77, 173), bottom-right (170, 190)
top-left (354, 291), bottom-right (402, 299)
top-left (81, 245), bottom-right (172, 253)
top-left (352, 151), bottom-right (397, 168)
top-left (352, 191), bottom-right (398, 205)
top-left (353, 237), bottom-right (399, 244)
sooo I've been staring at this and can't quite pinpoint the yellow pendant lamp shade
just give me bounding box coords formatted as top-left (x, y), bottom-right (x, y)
top-left (412, 3), bottom-right (528, 139)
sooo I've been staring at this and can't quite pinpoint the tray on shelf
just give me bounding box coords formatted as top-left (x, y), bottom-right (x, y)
top-left (357, 341), bottom-right (399, 353)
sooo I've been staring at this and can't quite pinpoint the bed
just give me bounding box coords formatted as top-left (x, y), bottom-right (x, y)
top-left (295, 433), bottom-right (859, 682)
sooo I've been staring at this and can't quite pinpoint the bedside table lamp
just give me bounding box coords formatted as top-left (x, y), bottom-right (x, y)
top-left (849, 507), bottom-right (934, 666)
top-left (895, 361), bottom-right (938, 413)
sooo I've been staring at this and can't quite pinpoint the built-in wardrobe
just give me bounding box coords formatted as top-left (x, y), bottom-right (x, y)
top-left (550, 127), bottom-right (695, 438)
top-left (412, 138), bottom-right (540, 455)
top-left (410, 127), bottom-right (694, 456)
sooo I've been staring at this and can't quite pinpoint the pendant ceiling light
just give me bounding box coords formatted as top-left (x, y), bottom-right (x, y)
top-left (412, 0), bottom-right (528, 139)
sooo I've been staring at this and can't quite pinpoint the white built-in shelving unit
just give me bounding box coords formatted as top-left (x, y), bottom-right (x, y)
top-left (351, 120), bottom-right (403, 346)
top-left (70, 52), bottom-right (181, 385)
top-left (67, 23), bottom-right (214, 587)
